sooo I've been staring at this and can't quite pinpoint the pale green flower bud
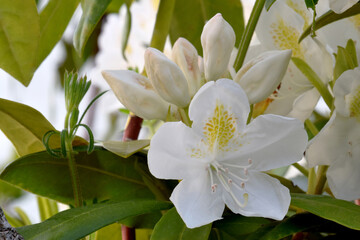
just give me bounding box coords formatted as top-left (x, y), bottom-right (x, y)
top-left (172, 38), bottom-right (202, 97)
top-left (102, 70), bottom-right (169, 120)
top-left (201, 13), bottom-right (235, 81)
top-left (145, 47), bottom-right (190, 108)
top-left (234, 49), bottom-right (292, 104)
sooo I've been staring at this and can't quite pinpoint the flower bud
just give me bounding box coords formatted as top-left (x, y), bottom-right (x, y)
top-left (234, 49), bottom-right (292, 104)
top-left (145, 47), bottom-right (190, 108)
top-left (102, 70), bottom-right (169, 120)
top-left (172, 38), bottom-right (202, 97)
top-left (201, 13), bottom-right (235, 81)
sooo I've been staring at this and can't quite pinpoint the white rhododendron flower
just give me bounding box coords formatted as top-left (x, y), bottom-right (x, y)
top-left (234, 49), bottom-right (292, 104)
top-left (307, 68), bottom-right (360, 201)
top-left (253, 0), bottom-right (332, 121)
top-left (329, 0), bottom-right (358, 14)
top-left (148, 79), bottom-right (308, 228)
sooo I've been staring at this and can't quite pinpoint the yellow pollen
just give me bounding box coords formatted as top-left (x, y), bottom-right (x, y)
top-left (350, 15), bottom-right (360, 32)
top-left (270, 19), bottom-right (304, 59)
top-left (349, 86), bottom-right (360, 121)
top-left (203, 101), bottom-right (237, 152)
top-left (286, 0), bottom-right (310, 29)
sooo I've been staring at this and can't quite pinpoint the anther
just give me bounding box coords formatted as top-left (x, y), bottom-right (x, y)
top-left (228, 179), bottom-right (232, 184)
top-left (211, 184), bottom-right (218, 192)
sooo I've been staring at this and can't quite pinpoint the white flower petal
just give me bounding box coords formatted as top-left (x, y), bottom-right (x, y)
top-left (327, 152), bottom-right (360, 201)
top-left (102, 70), bottom-right (169, 120)
top-left (235, 49), bottom-right (292, 104)
top-left (329, 0), bottom-right (358, 14)
top-left (287, 88), bottom-right (320, 122)
top-left (306, 113), bottom-right (360, 167)
top-left (145, 47), bottom-right (190, 107)
top-left (334, 67), bottom-right (360, 118)
top-left (226, 114), bottom-right (307, 171)
top-left (189, 79), bottom-right (250, 136)
top-left (201, 13), bottom-right (235, 81)
top-left (170, 175), bottom-right (225, 228)
top-left (172, 38), bottom-right (202, 97)
top-left (224, 172), bottom-right (290, 220)
top-left (148, 122), bottom-right (206, 180)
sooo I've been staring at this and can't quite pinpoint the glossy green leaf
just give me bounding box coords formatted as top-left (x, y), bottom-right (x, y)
top-left (151, 207), bottom-right (212, 240)
top-left (17, 200), bottom-right (172, 240)
top-left (299, 3), bottom-right (360, 42)
top-left (261, 213), bottom-right (329, 240)
top-left (0, 98), bottom-right (86, 156)
top-left (37, 0), bottom-right (80, 65)
top-left (74, 0), bottom-right (112, 56)
top-left (169, 0), bottom-right (244, 55)
top-left (102, 139), bottom-right (150, 158)
top-left (0, 147), bottom-right (154, 205)
top-left (291, 193), bottom-right (360, 230)
top-left (214, 215), bottom-right (271, 238)
top-left (0, 0), bottom-right (40, 86)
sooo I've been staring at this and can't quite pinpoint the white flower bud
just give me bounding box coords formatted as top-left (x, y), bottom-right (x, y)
top-left (201, 13), bottom-right (235, 81)
top-left (234, 49), bottom-right (292, 104)
top-left (102, 70), bottom-right (169, 120)
top-left (145, 47), bottom-right (190, 108)
top-left (172, 38), bottom-right (202, 97)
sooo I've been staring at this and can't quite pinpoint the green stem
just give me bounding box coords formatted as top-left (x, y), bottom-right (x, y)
top-left (291, 57), bottom-right (333, 109)
top-left (179, 108), bottom-right (192, 127)
top-left (233, 0), bottom-right (266, 71)
top-left (306, 167), bottom-right (316, 195)
top-left (314, 165), bottom-right (329, 194)
top-left (292, 163), bottom-right (309, 177)
top-left (149, 0), bottom-right (176, 51)
top-left (65, 135), bottom-right (83, 207)
top-left (305, 119), bottom-right (319, 136)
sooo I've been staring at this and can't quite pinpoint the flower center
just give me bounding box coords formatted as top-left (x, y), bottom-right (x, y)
top-left (208, 158), bottom-right (252, 208)
top-left (349, 85), bottom-right (360, 121)
top-left (270, 19), bottom-right (304, 59)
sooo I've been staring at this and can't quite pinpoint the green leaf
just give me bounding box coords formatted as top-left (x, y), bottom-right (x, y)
top-left (304, 0), bottom-right (318, 10)
top-left (74, 0), bottom-right (112, 56)
top-left (299, 3), bottom-right (360, 42)
top-left (333, 39), bottom-right (358, 81)
top-left (0, 146), bottom-right (154, 205)
top-left (0, 0), bottom-right (40, 86)
top-left (17, 200), bottom-right (172, 240)
top-left (0, 98), bottom-right (86, 156)
top-left (291, 193), bottom-right (360, 230)
top-left (121, 5), bottom-right (132, 61)
top-left (102, 139), bottom-right (150, 158)
top-left (261, 213), bottom-right (330, 240)
top-left (37, 0), bottom-right (80, 66)
top-left (214, 215), bottom-right (271, 238)
top-left (151, 207), bottom-right (212, 240)
top-left (169, 0), bottom-right (244, 55)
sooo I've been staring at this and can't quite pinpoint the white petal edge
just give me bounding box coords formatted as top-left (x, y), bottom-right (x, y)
top-left (224, 172), bottom-right (290, 220)
top-left (170, 174), bottom-right (225, 228)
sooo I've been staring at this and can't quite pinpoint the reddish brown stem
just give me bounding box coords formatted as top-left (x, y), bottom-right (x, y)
top-left (121, 113), bottom-right (143, 240)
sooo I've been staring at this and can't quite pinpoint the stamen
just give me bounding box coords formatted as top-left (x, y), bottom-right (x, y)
top-left (228, 171), bottom-right (249, 182)
top-left (217, 172), bottom-right (248, 208)
top-left (208, 165), bottom-right (216, 192)
top-left (211, 184), bottom-right (217, 192)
